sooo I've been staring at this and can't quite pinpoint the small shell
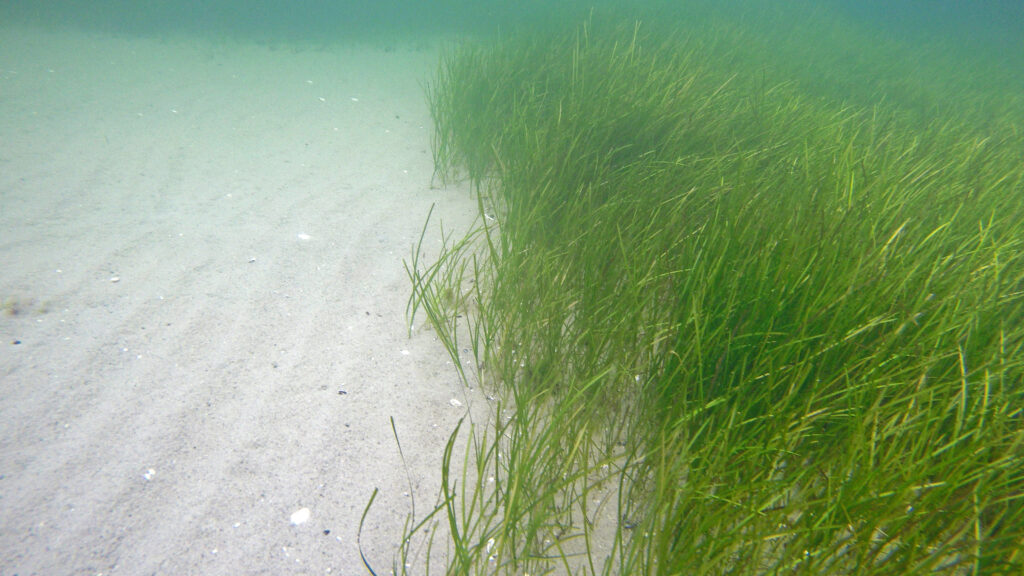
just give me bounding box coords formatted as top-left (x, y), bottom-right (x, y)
top-left (290, 507), bottom-right (311, 525)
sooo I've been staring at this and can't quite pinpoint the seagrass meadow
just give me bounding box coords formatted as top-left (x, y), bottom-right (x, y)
top-left (396, 2), bottom-right (1024, 574)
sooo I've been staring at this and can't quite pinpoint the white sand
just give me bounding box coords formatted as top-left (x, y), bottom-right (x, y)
top-left (0, 25), bottom-right (482, 574)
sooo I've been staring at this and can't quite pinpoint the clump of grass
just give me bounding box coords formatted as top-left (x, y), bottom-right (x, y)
top-left (395, 4), bottom-right (1024, 574)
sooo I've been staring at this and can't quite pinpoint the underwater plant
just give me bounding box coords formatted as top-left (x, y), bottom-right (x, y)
top-left (393, 3), bottom-right (1024, 574)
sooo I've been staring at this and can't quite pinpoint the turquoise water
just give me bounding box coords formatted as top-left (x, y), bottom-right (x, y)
top-left (0, 0), bottom-right (592, 40)
top-left (3, 1), bottom-right (1019, 115)
top-left (3, 0), bottom-right (1021, 57)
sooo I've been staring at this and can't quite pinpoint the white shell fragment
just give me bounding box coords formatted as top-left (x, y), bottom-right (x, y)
top-left (449, 398), bottom-right (463, 407)
top-left (290, 507), bottom-right (311, 525)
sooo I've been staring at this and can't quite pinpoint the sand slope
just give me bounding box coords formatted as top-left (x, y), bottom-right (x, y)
top-left (0, 25), bottom-right (479, 575)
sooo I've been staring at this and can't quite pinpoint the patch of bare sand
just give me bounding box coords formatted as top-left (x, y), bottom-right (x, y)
top-left (0, 25), bottom-right (483, 574)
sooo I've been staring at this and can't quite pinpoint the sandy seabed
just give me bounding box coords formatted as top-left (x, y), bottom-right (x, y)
top-left (0, 24), bottom-right (483, 575)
